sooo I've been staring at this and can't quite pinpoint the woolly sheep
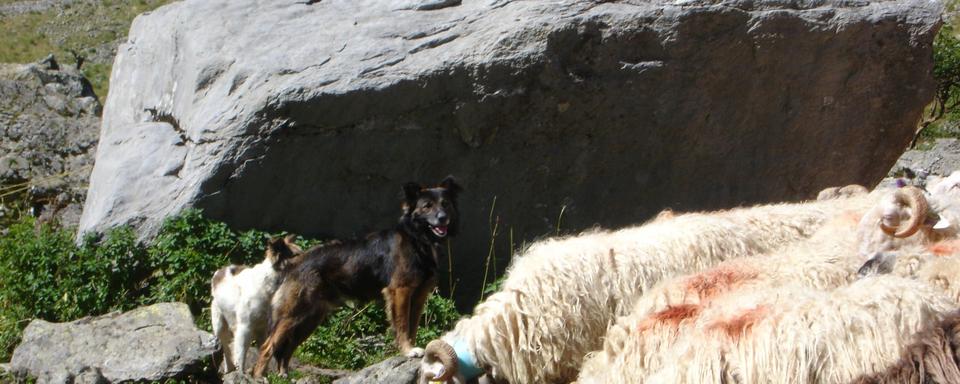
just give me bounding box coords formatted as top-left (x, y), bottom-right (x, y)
top-left (855, 171), bottom-right (960, 259)
top-left (577, 210), bottom-right (862, 381)
top-left (418, 191), bottom-right (880, 384)
top-left (578, 186), bottom-right (938, 381)
top-left (578, 276), bottom-right (957, 384)
top-left (856, 240), bottom-right (960, 303)
top-left (851, 312), bottom-right (960, 383)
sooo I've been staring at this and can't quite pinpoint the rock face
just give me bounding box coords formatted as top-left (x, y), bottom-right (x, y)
top-left (1, 56), bottom-right (100, 228)
top-left (10, 302), bottom-right (217, 384)
top-left (81, 0), bottom-right (942, 301)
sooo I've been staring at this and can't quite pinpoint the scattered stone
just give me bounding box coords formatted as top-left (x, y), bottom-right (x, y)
top-left (10, 302), bottom-right (217, 384)
top-left (890, 138), bottom-right (960, 179)
top-left (332, 357), bottom-right (419, 384)
top-left (222, 371), bottom-right (267, 384)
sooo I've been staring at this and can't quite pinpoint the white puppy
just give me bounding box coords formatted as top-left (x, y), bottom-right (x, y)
top-left (211, 235), bottom-right (301, 374)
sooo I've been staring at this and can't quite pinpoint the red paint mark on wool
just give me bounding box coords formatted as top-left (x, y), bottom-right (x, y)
top-left (684, 265), bottom-right (759, 301)
top-left (638, 304), bottom-right (701, 332)
top-left (836, 211), bottom-right (864, 226)
top-left (929, 240), bottom-right (960, 256)
top-left (708, 305), bottom-right (769, 340)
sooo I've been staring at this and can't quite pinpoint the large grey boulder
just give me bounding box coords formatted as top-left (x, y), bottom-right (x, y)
top-left (10, 302), bottom-right (217, 384)
top-left (80, 0), bottom-right (942, 300)
top-left (1, 56), bottom-right (100, 228)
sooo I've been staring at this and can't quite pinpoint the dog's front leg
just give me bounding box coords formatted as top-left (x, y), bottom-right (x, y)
top-left (384, 286), bottom-right (418, 357)
top-left (406, 278), bottom-right (437, 357)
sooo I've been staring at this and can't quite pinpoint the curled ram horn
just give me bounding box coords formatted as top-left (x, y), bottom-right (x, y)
top-left (421, 339), bottom-right (458, 382)
top-left (879, 186), bottom-right (928, 238)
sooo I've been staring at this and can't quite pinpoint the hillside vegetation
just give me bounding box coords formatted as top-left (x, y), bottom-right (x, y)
top-left (0, 0), bottom-right (173, 98)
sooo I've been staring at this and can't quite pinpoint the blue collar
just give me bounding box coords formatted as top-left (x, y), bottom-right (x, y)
top-left (452, 338), bottom-right (484, 379)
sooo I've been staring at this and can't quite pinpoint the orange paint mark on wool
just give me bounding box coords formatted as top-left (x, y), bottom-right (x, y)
top-left (929, 240), bottom-right (960, 256)
top-left (707, 305), bottom-right (769, 341)
top-left (684, 265), bottom-right (759, 301)
top-left (638, 304), bottom-right (701, 332)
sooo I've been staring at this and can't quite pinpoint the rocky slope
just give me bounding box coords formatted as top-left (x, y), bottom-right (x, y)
top-left (78, 0), bottom-right (943, 300)
top-left (0, 56), bottom-right (100, 228)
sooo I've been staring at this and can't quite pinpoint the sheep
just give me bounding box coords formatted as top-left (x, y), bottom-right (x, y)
top-left (210, 235), bottom-right (301, 374)
top-left (851, 312), bottom-right (960, 384)
top-left (576, 186), bottom-right (936, 381)
top-left (578, 276), bottom-right (958, 384)
top-left (576, 212), bottom-right (861, 382)
top-left (854, 240), bottom-right (960, 304)
top-left (418, 189), bottom-right (881, 384)
top-left (817, 184), bottom-right (870, 201)
top-left (856, 171), bottom-right (960, 258)
top-left (856, 171), bottom-right (960, 281)
top-left (855, 185), bottom-right (932, 257)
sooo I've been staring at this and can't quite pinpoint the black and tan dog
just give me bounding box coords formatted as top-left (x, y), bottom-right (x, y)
top-left (253, 176), bottom-right (462, 377)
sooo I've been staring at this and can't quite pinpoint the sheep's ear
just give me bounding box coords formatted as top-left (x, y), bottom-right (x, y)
top-left (935, 217), bottom-right (952, 230)
top-left (438, 175), bottom-right (462, 200)
top-left (858, 252), bottom-right (897, 277)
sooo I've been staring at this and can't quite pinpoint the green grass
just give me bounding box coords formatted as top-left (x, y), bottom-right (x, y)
top-left (0, 0), bottom-right (174, 98)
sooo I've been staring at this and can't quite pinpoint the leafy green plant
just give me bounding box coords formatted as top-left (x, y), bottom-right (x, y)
top-left (916, 19), bottom-right (960, 146)
top-left (295, 291), bottom-right (462, 370)
top-left (931, 23), bottom-right (960, 123)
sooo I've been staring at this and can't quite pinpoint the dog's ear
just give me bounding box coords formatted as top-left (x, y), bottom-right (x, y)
top-left (265, 236), bottom-right (283, 263)
top-left (282, 234), bottom-right (304, 255)
top-left (402, 182), bottom-right (422, 212)
top-left (438, 175), bottom-right (462, 200)
top-left (267, 235), bottom-right (299, 266)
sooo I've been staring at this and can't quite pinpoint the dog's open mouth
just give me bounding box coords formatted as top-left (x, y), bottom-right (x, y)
top-left (431, 225), bottom-right (448, 237)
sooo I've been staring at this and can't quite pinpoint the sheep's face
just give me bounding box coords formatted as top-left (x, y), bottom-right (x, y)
top-left (879, 196), bottom-right (908, 230)
top-left (856, 187), bottom-right (929, 257)
top-left (419, 339), bottom-right (462, 384)
top-left (419, 360), bottom-right (448, 384)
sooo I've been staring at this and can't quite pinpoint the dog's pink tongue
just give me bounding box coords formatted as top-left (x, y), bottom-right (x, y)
top-left (434, 225), bottom-right (448, 236)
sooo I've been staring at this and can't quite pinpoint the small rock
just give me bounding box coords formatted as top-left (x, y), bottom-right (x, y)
top-left (222, 371), bottom-right (267, 384)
